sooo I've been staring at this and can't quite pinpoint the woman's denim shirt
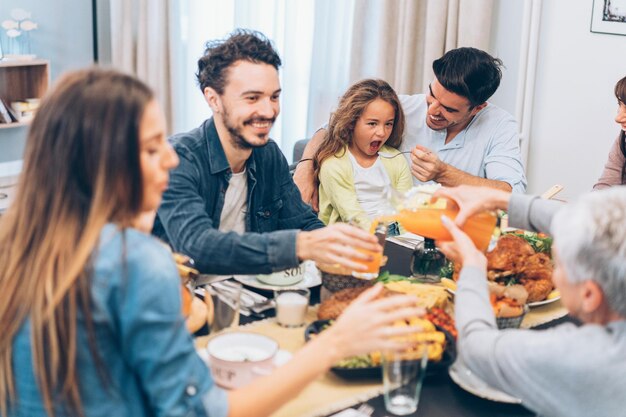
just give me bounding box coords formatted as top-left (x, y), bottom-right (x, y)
top-left (10, 225), bottom-right (227, 417)
top-left (153, 118), bottom-right (324, 274)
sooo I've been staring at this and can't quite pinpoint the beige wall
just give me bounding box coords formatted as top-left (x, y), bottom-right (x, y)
top-left (489, 0), bottom-right (626, 199)
top-left (528, 0), bottom-right (626, 199)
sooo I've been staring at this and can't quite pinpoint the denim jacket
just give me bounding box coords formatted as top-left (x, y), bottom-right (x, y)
top-left (153, 118), bottom-right (323, 274)
top-left (10, 225), bottom-right (227, 417)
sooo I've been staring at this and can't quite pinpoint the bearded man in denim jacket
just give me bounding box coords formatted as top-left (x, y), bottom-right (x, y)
top-left (153, 30), bottom-right (379, 282)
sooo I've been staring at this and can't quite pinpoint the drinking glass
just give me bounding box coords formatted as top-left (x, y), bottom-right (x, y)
top-left (382, 345), bottom-right (429, 415)
top-left (351, 219), bottom-right (386, 280)
top-left (206, 281), bottom-right (241, 333)
top-left (274, 288), bottom-right (310, 327)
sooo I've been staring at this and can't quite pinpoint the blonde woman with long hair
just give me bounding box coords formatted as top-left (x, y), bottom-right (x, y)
top-left (0, 68), bottom-right (423, 417)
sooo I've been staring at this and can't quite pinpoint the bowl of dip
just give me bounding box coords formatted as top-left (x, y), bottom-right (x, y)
top-left (207, 332), bottom-right (279, 389)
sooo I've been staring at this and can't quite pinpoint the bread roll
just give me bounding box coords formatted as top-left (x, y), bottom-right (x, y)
top-left (186, 297), bottom-right (207, 333)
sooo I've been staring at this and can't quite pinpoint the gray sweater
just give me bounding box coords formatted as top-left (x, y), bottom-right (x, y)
top-left (455, 194), bottom-right (626, 417)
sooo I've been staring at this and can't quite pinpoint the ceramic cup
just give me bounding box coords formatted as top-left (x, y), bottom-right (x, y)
top-left (207, 332), bottom-right (279, 389)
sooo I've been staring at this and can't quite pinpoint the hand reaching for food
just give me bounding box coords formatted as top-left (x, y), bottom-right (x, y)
top-left (320, 284), bottom-right (425, 359)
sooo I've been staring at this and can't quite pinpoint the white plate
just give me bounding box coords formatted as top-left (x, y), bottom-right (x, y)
top-left (445, 286), bottom-right (560, 309)
top-left (257, 264), bottom-right (306, 286)
top-left (448, 359), bottom-right (522, 404)
top-left (233, 261), bottom-right (321, 291)
top-left (527, 295), bottom-right (561, 308)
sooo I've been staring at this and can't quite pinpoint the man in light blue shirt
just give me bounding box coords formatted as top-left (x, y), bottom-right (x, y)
top-left (400, 48), bottom-right (526, 193)
top-left (399, 92), bottom-right (526, 192)
top-left (294, 48), bottom-right (526, 211)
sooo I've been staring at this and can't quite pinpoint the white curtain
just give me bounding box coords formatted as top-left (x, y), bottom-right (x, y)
top-left (109, 0), bottom-right (177, 132)
top-left (307, 0), bottom-right (495, 136)
top-left (176, 0), bottom-right (314, 157)
top-left (109, 0), bottom-right (493, 159)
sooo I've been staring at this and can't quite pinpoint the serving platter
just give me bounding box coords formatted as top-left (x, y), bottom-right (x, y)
top-left (304, 319), bottom-right (456, 380)
top-left (442, 279), bottom-right (560, 308)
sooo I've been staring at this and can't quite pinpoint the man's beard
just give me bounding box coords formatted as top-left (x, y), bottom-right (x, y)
top-left (223, 107), bottom-right (275, 150)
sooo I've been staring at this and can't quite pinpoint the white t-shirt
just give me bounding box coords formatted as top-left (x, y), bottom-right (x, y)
top-left (219, 169), bottom-right (247, 234)
top-left (347, 151), bottom-right (391, 217)
top-left (199, 169), bottom-right (249, 285)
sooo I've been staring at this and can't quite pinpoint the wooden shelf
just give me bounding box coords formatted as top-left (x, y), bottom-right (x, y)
top-left (0, 60), bottom-right (49, 125)
top-left (0, 59), bottom-right (48, 68)
top-left (0, 60), bottom-right (49, 103)
top-left (0, 121), bottom-right (29, 129)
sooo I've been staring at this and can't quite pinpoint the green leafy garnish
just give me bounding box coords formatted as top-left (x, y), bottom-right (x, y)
top-left (505, 230), bottom-right (553, 255)
top-left (377, 265), bottom-right (454, 282)
top-left (439, 261), bottom-right (454, 278)
top-left (375, 271), bottom-right (410, 283)
top-left (336, 355), bottom-right (374, 368)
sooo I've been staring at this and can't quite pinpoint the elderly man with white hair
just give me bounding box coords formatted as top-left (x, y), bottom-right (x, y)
top-left (434, 185), bottom-right (626, 417)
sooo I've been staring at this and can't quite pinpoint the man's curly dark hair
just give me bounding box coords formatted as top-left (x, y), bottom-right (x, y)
top-left (196, 29), bottom-right (282, 95)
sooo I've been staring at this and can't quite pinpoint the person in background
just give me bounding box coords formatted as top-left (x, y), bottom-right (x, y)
top-left (434, 185), bottom-right (626, 417)
top-left (0, 68), bottom-right (425, 417)
top-left (294, 47), bottom-right (527, 211)
top-left (314, 78), bottom-right (412, 233)
top-left (153, 30), bottom-right (380, 282)
top-left (594, 75), bottom-right (626, 189)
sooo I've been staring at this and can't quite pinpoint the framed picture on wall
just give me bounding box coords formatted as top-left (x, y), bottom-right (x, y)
top-left (591, 0), bottom-right (626, 35)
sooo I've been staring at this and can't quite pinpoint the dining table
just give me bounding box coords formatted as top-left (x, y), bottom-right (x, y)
top-left (195, 240), bottom-right (570, 417)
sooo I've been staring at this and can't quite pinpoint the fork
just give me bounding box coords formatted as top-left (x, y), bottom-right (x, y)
top-left (356, 403), bottom-right (374, 416)
top-left (377, 150), bottom-right (412, 159)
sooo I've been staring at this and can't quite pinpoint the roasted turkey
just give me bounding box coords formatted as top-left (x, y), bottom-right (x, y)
top-left (455, 233), bottom-right (554, 303)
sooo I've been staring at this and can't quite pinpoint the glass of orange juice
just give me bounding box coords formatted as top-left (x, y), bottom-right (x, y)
top-left (351, 220), bottom-right (386, 280)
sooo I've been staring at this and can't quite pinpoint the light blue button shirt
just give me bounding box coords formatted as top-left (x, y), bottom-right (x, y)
top-left (398, 94), bottom-right (527, 193)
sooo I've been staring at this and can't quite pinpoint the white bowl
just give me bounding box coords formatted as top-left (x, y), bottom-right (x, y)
top-left (207, 332), bottom-right (279, 389)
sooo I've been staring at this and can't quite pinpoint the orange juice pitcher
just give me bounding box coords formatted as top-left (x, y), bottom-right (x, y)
top-left (385, 187), bottom-right (497, 252)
